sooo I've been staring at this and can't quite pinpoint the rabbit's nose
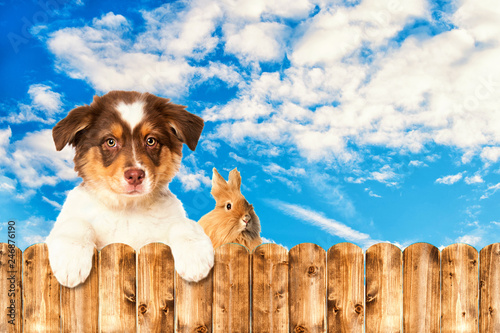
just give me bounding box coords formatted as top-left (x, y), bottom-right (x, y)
top-left (243, 215), bottom-right (251, 224)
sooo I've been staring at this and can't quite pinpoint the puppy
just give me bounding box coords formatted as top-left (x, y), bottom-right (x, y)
top-left (45, 91), bottom-right (214, 288)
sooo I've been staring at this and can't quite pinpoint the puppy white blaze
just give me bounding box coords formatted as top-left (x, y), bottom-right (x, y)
top-left (115, 101), bottom-right (145, 130)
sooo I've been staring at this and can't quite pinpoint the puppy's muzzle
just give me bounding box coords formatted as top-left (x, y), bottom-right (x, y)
top-left (124, 168), bottom-right (145, 186)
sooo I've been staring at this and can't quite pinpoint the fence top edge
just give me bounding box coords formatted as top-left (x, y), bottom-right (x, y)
top-left (289, 242), bottom-right (326, 254)
top-left (365, 242), bottom-right (402, 253)
top-left (4, 241), bottom-right (500, 254)
top-left (327, 242), bottom-right (363, 252)
top-left (479, 242), bottom-right (500, 254)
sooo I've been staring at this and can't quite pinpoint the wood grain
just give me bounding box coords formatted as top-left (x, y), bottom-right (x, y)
top-left (441, 244), bottom-right (478, 333)
top-left (137, 243), bottom-right (175, 333)
top-left (365, 243), bottom-right (402, 333)
top-left (0, 242), bottom-right (22, 333)
top-left (213, 243), bottom-right (251, 333)
top-left (289, 243), bottom-right (326, 333)
top-left (403, 243), bottom-right (440, 333)
top-left (327, 243), bottom-right (364, 333)
top-left (480, 243), bottom-right (500, 333)
top-left (23, 243), bottom-right (60, 333)
top-left (176, 266), bottom-right (213, 333)
top-left (60, 247), bottom-right (99, 333)
top-left (99, 243), bottom-right (137, 333)
top-left (251, 243), bottom-right (289, 333)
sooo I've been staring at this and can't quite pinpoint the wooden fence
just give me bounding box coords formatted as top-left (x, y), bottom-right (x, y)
top-left (1, 242), bottom-right (500, 332)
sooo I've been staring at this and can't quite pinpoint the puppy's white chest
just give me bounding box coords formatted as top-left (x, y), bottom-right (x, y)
top-left (59, 185), bottom-right (185, 250)
top-left (92, 210), bottom-right (161, 250)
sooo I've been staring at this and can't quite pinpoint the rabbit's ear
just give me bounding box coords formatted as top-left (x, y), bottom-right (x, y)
top-left (228, 168), bottom-right (241, 191)
top-left (211, 168), bottom-right (228, 197)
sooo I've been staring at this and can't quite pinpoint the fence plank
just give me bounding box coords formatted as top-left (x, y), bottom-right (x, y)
top-left (99, 243), bottom-right (136, 333)
top-left (138, 243), bottom-right (175, 333)
top-left (23, 243), bottom-right (60, 333)
top-left (403, 243), bottom-right (440, 333)
top-left (480, 243), bottom-right (500, 333)
top-left (252, 243), bottom-right (289, 332)
top-left (1, 243), bottom-right (22, 333)
top-left (365, 243), bottom-right (402, 333)
top-left (327, 243), bottom-right (364, 333)
top-left (213, 243), bottom-right (251, 332)
top-left (289, 243), bottom-right (326, 333)
top-left (176, 268), bottom-right (213, 333)
top-left (441, 244), bottom-right (478, 333)
top-left (61, 247), bottom-right (99, 333)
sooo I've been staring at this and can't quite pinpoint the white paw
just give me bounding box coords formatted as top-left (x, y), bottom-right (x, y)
top-left (47, 241), bottom-right (94, 288)
top-left (171, 234), bottom-right (214, 282)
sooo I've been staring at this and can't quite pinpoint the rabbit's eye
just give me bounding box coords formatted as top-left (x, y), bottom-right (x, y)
top-left (226, 203), bottom-right (232, 210)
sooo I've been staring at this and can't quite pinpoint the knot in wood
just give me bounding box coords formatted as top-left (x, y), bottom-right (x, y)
top-left (307, 266), bottom-right (318, 276)
top-left (138, 304), bottom-right (147, 314)
top-left (354, 304), bottom-right (363, 314)
top-left (126, 294), bottom-right (136, 303)
top-left (195, 325), bottom-right (208, 333)
top-left (294, 325), bottom-right (307, 333)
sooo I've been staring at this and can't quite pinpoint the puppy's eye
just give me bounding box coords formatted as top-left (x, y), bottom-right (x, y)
top-left (226, 203), bottom-right (232, 210)
top-left (106, 138), bottom-right (117, 148)
top-left (146, 137), bottom-right (157, 147)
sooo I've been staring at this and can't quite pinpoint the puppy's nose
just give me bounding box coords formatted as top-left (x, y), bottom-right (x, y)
top-left (124, 168), bottom-right (145, 186)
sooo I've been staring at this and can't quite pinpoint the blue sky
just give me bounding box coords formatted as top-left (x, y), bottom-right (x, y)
top-left (1, 0), bottom-right (500, 251)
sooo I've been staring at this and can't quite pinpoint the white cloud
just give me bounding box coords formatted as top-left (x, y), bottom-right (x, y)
top-left (229, 152), bottom-right (257, 165)
top-left (481, 147), bottom-right (500, 163)
top-left (291, 0), bottom-right (428, 66)
top-left (260, 236), bottom-right (289, 250)
top-left (370, 165), bottom-right (399, 186)
top-left (1, 85), bottom-right (63, 124)
top-left (481, 183), bottom-right (500, 200)
top-left (465, 175), bottom-right (484, 184)
top-left (456, 235), bottom-right (482, 247)
top-left (175, 165), bottom-right (211, 191)
top-left (0, 130), bottom-right (77, 189)
top-left (42, 0), bottom-right (500, 173)
top-left (261, 163), bottom-right (306, 191)
top-left (93, 12), bottom-right (128, 29)
top-left (262, 163), bottom-right (305, 177)
top-left (0, 178), bottom-right (15, 192)
top-left (0, 127), bottom-right (12, 159)
top-left (28, 84), bottom-right (63, 115)
top-left (365, 188), bottom-right (382, 198)
top-left (42, 196), bottom-right (63, 210)
top-left (409, 160), bottom-right (427, 167)
top-left (225, 22), bottom-right (289, 62)
top-left (272, 199), bottom-right (373, 246)
top-left (436, 173), bottom-right (463, 185)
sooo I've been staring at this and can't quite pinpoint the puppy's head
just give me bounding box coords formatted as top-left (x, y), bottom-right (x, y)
top-left (53, 91), bottom-right (203, 206)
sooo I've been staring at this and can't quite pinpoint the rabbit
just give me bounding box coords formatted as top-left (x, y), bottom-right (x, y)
top-left (198, 168), bottom-right (262, 251)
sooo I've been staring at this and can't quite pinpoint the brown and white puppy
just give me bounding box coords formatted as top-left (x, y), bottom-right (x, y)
top-left (45, 91), bottom-right (214, 287)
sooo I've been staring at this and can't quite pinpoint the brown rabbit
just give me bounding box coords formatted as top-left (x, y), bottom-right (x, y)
top-left (198, 168), bottom-right (262, 250)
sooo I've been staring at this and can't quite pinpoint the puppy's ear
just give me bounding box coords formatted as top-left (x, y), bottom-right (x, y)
top-left (211, 168), bottom-right (228, 198)
top-left (52, 106), bottom-right (92, 151)
top-left (164, 103), bottom-right (204, 151)
top-left (228, 168), bottom-right (241, 191)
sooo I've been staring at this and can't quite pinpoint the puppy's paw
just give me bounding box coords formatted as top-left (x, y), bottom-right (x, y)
top-left (47, 241), bottom-right (94, 288)
top-left (172, 234), bottom-right (214, 282)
